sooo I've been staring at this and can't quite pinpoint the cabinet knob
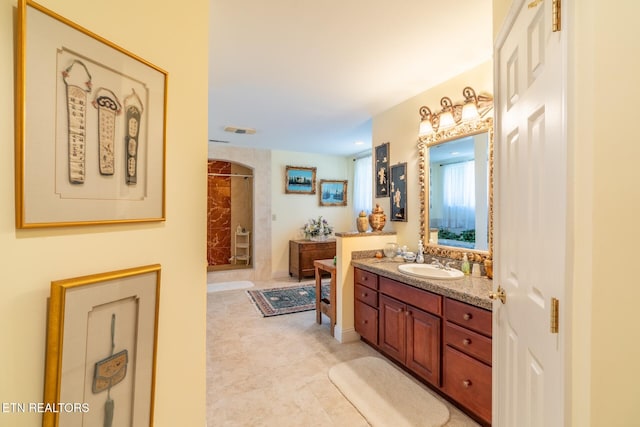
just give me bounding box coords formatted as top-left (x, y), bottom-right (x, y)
top-left (462, 338), bottom-right (471, 346)
top-left (462, 380), bottom-right (472, 388)
top-left (363, 320), bottom-right (368, 324)
top-left (463, 313), bottom-right (473, 321)
top-left (362, 293), bottom-right (368, 298)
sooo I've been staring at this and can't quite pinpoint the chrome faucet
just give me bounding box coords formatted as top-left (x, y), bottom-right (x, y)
top-left (445, 261), bottom-right (454, 271)
top-left (431, 259), bottom-right (444, 269)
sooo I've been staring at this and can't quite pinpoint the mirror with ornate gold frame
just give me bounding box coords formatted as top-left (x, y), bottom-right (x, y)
top-left (417, 88), bottom-right (493, 264)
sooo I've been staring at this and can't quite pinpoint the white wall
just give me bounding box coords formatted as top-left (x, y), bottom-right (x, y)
top-left (0, 1), bottom-right (208, 426)
top-left (372, 61), bottom-right (493, 252)
top-left (271, 150), bottom-right (354, 277)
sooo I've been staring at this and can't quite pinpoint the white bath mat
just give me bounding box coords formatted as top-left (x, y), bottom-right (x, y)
top-left (329, 356), bottom-right (450, 427)
top-left (207, 280), bottom-right (254, 293)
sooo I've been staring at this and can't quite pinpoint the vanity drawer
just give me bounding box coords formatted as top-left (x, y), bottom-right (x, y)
top-left (443, 346), bottom-right (491, 425)
top-left (444, 298), bottom-right (492, 337)
top-left (355, 300), bottom-right (378, 345)
top-left (445, 321), bottom-right (492, 365)
top-left (355, 268), bottom-right (378, 290)
top-left (355, 283), bottom-right (378, 308)
top-left (379, 277), bottom-right (441, 316)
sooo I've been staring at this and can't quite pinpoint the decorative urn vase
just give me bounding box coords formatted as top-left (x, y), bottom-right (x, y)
top-left (368, 204), bottom-right (386, 231)
top-left (356, 211), bottom-right (369, 232)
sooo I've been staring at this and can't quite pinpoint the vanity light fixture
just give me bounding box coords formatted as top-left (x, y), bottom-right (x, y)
top-left (417, 86), bottom-right (492, 138)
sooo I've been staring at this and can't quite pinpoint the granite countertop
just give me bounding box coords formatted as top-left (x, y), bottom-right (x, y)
top-left (351, 258), bottom-right (494, 310)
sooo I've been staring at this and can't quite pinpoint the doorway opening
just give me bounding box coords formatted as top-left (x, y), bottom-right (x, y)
top-left (207, 159), bottom-right (254, 271)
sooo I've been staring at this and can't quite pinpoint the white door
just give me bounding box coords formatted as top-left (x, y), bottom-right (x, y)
top-left (493, 0), bottom-right (567, 425)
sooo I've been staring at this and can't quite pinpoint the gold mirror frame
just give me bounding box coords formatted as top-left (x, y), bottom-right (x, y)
top-left (417, 116), bottom-right (494, 263)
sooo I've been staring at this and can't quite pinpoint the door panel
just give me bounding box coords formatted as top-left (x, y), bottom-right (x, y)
top-left (406, 308), bottom-right (441, 386)
top-left (379, 295), bottom-right (405, 363)
top-left (494, 0), bottom-right (566, 425)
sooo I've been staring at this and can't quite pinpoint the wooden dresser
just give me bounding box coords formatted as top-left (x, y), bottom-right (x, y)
top-left (289, 239), bottom-right (336, 280)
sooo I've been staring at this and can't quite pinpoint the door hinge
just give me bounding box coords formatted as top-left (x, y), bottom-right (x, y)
top-left (550, 297), bottom-right (559, 333)
top-left (552, 0), bottom-right (561, 32)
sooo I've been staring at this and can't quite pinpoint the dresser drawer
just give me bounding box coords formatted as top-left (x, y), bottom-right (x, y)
top-left (354, 268), bottom-right (378, 290)
top-left (379, 277), bottom-right (441, 316)
top-left (443, 346), bottom-right (491, 425)
top-left (445, 322), bottom-right (492, 365)
top-left (355, 283), bottom-right (378, 308)
top-left (355, 300), bottom-right (378, 345)
top-left (444, 298), bottom-right (492, 337)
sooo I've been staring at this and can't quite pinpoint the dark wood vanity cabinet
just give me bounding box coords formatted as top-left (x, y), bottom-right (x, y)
top-left (288, 239), bottom-right (336, 280)
top-left (354, 268), bottom-right (492, 426)
top-left (443, 298), bottom-right (492, 425)
top-left (354, 268), bottom-right (378, 345)
top-left (378, 277), bottom-right (441, 387)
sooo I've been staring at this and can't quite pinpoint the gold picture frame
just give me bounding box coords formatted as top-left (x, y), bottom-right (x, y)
top-left (284, 165), bottom-right (316, 194)
top-left (43, 264), bottom-right (161, 427)
top-left (15, 0), bottom-right (167, 228)
top-left (319, 179), bottom-right (348, 206)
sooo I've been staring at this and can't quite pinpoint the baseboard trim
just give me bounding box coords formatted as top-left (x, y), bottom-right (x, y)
top-left (334, 325), bottom-right (360, 344)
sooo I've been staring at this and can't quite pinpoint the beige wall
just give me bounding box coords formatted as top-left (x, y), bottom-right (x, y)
top-left (572, 1), bottom-right (640, 425)
top-left (271, 150), bottom-right (354, 278)
top-left (0, 0), bottom-right (208, 425)
top-left (371, 61), bottom-right (493, 252)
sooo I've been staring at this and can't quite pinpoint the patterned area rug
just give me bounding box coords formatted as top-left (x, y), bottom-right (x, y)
top-left (247, 283), bottom-right (329, 317)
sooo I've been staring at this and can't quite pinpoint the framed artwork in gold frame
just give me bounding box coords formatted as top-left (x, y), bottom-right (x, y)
top-left (43, 264), bottom-right (160, 427)
top-left (15, 0), bottom-right (167, 228)
top-left (284, 165), bottom-right (316, 194)
top-left (319, 179), bottom-right (347, 206)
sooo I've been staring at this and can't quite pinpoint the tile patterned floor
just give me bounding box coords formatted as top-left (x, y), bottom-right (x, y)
top-left (207, 278), bottom-right (481, 427)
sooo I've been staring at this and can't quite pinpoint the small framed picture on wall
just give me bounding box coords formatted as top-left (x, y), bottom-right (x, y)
top-left (285, 165), bottom-right (316, 194)
top-left (374, 142), bottom-right (390, 197)
top-left (390, 162), bottom-right (407, 221)
top-left (319, 179), bottom-right (347, 206)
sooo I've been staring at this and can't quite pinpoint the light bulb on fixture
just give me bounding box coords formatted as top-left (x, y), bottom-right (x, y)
top-left (461, 86), bottom-right (480, 122)
top-left (418, 106), bottom-right (435, 137)
top-left (438, 97), bottom-right (455, 130)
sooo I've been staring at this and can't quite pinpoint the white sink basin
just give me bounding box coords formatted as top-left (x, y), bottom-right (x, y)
top-left (397, 263), bottom-right (464, 281)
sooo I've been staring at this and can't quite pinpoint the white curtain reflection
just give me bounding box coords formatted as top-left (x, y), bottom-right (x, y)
top-left (442, 160), bottom-right (475, 230)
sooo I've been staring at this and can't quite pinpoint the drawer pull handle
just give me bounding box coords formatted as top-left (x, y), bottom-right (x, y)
top-left (462, 380), bottom-right (472, 388)
top-left (463, 313), bottom-right (473, 321)
top-left (462, 338), bottom-right (471, 346)
top-left (362, 293), bottom-right (368, 297)
top-left (363, 320), bottom-right (368, 324)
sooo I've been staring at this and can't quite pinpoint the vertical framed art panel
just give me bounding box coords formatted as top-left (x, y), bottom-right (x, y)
top-left (43, 264), bottom-right (160, 427)
top-left (374, 142), bottom-right (390, 197)
top-left (390, 162), bottom-right (407, 221)
top-left (15, 0), bottom-right (167, 228)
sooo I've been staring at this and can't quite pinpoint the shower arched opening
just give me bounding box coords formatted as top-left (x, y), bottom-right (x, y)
top-left (207, 159), bottom-right (254, 271)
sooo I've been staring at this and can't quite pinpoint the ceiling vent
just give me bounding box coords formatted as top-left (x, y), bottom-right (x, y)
top-left (224, 126), bottom-right (256, 135)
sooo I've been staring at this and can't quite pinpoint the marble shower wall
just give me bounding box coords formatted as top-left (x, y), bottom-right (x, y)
top-left (207, 160), bottom-right (231, 265)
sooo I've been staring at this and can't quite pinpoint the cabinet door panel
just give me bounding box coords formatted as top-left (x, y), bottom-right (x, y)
top-left (355, 300), bottom-right (378, 345)
top-left (406, 307), bottom-right (441, 386)
top-left (379, 295), bottom-right (405, 363)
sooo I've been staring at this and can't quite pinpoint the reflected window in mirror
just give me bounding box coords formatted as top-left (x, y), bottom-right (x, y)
top-left (428, 133), bottom-right (488, 251)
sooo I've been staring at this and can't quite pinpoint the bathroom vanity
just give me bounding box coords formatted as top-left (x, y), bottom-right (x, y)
top-left (352, 259), bottom-right (492, 426)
